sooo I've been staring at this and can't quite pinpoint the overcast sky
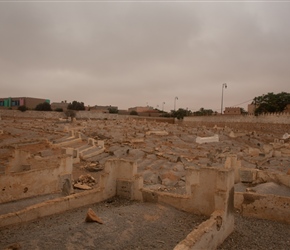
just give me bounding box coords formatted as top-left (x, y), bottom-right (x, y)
top-left (1, 0), bottom-right (290, 112)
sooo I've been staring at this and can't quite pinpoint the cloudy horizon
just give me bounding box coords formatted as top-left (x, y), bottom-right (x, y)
top-left (1, 0), bottom-right (289, 112)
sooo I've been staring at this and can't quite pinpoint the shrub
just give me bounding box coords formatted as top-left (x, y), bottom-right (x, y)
top-left (65, 110), bottom-right (76, 119)
top-left (130, 110), bottom-right (138, 116)
top-left (108, 107), bottom-right (118, 114)
top-left (35, 102), bottom-right (52, 111)
top-left (18, 105), bottom-right (27, 112)
top-left (67, 101), bottom-right (85, 111)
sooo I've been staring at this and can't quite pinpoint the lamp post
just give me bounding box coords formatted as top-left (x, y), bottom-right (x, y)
top-left (221, 83), bottom-right (227, 115)
top-left (174, 96), bottom-right (178, 111)
top-left (162, 102), bottom-right (165, 112)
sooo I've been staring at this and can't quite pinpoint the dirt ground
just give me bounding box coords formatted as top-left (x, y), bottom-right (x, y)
top-left (0, 197), bottom-right (207, 250)
top-left (218, 212), bottom-right (290, 250)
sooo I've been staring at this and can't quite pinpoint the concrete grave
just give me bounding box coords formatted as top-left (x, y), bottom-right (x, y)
top-left (196, 134), bottom-right (219, 144)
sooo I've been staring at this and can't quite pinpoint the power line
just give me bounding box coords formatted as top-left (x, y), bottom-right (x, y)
top-left (230, 98), bottom-right (253, 107)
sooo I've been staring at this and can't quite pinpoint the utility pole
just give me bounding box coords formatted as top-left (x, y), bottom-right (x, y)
top-left (162, 102), bottom-right (165, 112)
top-left (221, 83), bottom-right (227, 115)
top-left (174, 96), bottom-right (178, 111)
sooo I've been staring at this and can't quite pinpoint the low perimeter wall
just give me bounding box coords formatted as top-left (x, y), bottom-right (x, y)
top-left (0, 188), bottom-right (104, 228)
top-left (174, 210), bottom-right (234, 250)
top-left (235, 192), bottom-right (290, 224)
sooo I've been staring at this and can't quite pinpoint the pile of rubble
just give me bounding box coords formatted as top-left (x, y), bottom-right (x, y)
top-left (73, 174), bottom-right (96, 190)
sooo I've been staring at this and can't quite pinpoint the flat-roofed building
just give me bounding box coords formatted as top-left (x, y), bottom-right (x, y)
top-left (51, 101), bottom-right (69, 111)
top-left (224, 107), bottom-right (241, 115)
top-left (0, 97), bottom-right (50, 110)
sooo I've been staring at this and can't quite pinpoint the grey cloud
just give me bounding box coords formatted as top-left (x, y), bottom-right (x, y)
top-left (0, 2), bottom-right (289, 110)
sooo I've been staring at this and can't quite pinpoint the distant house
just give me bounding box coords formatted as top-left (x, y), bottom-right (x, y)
top-left (51, 101), bottom-right (69, 111)
top-left (0, 97), bottom-right (50, 110)
top-left (128, 106), bottom-right (155, 113)
top-left (224, 107), bottom-right (241, 115)
top-left (128, 106), bottom-right (161, 117)
top-left (89, 105), bottom-right (118, 113)
top-left (247, 104), bottom-right (256, 115)
top-left (284, 104), bottom-right (290, 113)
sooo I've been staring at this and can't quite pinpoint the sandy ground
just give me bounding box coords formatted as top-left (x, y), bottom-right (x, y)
top-left (0, 197), bottom-right (207, 250)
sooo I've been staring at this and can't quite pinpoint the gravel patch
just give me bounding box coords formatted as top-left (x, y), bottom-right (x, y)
top-left (0, 197), bottom-right (207, 250)
top-left (218, 213), bottom-right (290, 250)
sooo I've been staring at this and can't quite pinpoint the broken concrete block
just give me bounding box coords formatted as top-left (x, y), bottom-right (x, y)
top-left (273, 150), bottom-right (282, 157)
top-left (97, 140), bottom-right (105, 148)
top-left (263, 144), bottom-right (273, 154)
top-left (85, 208), bottom-right (103, 224)
top-left (162, 178), bottom-right (178, 186)
top-left (248, 147), bottom-right (261, 157)
top-left (40, 150), bottom-right (53, 157)
top-left (196, 134), bottom-right (219, 144)
top-left (281, 148), bottom-right (290, 156)
top-left (282, 133), bottom-right (290, 140)
top-left (146, 130), bottom-right (168, 136)
top-left (73, 183), bottom-right (92, 190)
top-left (229, 131), bottom-right (236, 138)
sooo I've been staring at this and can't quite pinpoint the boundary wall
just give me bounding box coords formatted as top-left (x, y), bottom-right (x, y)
top-left (1, 110), bottom-right (289, 124)
top-left (184, 115), bottom-right (290, 135)
top-left (0, 110), bottom-right (174, 123)
top-left (184, 114), bottom-right (290, 125)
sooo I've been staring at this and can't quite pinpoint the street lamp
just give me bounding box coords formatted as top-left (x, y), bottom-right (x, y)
top-left (174, 96), bottom-right (178, 111)
top-left (221, 83), bottom-right (227, 115)
top-left (162, 102), bottom-right (165, 112)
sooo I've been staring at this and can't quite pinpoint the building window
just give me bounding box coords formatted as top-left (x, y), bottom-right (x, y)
top-left (11, 100), bottom-right (20, 106)
top-left (0, 101), bottom-right (4, 106)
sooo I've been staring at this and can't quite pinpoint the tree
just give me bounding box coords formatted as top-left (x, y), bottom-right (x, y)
top-left (253, 92), bottom-right (290, 115)
top-left (35, 102), bottom-right (52, 111)
top-left (108, 107), bottom-right (118, 114)
top-left (171, 108), bottom-right (191, 120)
top-left (130, 110), bottom-right (138, 116)
top-left (67, 101), bottom-right (85, 111)
top-left (240, 108), bottom-right (247, 115)
top-left (193, 108), bottom-right (214, 116)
